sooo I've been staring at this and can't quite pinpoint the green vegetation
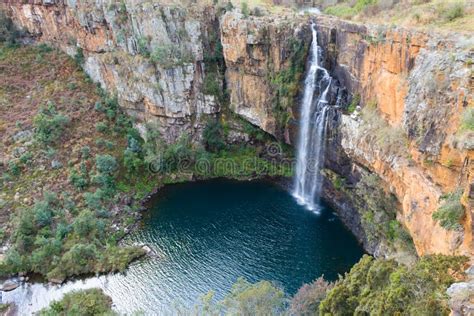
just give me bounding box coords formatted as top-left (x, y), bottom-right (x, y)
top-left (203, 119), bottom-right (226, 153)
top-left (241, 1), bottom-right (250, 17)
top-left (346, 94), bottom-right (360, 114)
top-left (321, 0), bottom-right (473, 32)
top-left (193, 277), bottom-right (287, 315)
top-left (0, 11), bottom-right (22, 47)
top-left (187, 254), bottom-right (467, 315)
top-left (324, 0), bottom-right (377, 19)
top-left (39, 288), bottom-right (113, 316)
top-left (269, 38), bottom-right (308, 134)
top-left (443, 2), bottom-right (465, 21)
top-left (320, 254), bottom-right (467, 315)
top-left (33, 102), bottom-right (70, 145)
top-left (355, 174), bottom-right (415, 253)
top-left (150, 45), bottom-right (193, 68)
top-left (459, 107), bottom-right (474, 132)
top-left (433, 189), bottom-right (465, 231)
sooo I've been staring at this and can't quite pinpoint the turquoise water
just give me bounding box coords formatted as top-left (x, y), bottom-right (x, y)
top-left (122, 179), bottom-right (363, 310)
top-left (5, 179), bottom-right (364, 314)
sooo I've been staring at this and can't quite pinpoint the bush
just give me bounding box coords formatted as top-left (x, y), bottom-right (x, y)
top-left (290, 277), bottom-right (334, 315)
top-left (73, 210), bottom-right (99, 238)
top-left (355, 173), bottom-right (415, 252)
top-left (319, 255), bottom-right (468, 315)
top-left (33, 102), bottom-right (70, 145)
top-left (324, 0), bottom-right (377, 18)
top-left (444, 3), bottom-right (464, 21)
top-left (433, 189), bottom-right (465, 231)
top-left (8, 160), bottom-right (21, 176)
top-left (69, 163), bottom-right (89, 190)
top-left (80, 146), bottom-right (91, 159)
top-left (459, 107), bottom-right (474, 132)
top-left (222, 277), bottom-right (287, 315)
top-left (19, 152), bottom-right (33, 165)
top-left (225, 1), bottom-right (234, 12)
top-left (74, 47), bottom-right (85, 66)
top-left (39, 288), bottom-right (113, 316)
top-left (203, 74), bottom-right (221, 97)
top-left (95, 122), bottom-right (108, 133)
top-left (241, 2), bottom-right (249, 18)
top-left (123, 149), bottom-right (143, 173)
top-left (0, 11), bottom-right (22, 47)
top-left (150, 45), bottom-right (193, 68)
top-left (203, 120), bottom-right (226, 153)
top-left (160, 137), bottom-right (194, 172)
top-left (95, 155), bottom-right (118, 175)
top-left (347, 94), bottom-right (360, 114)
top-left (137, 36), bottom-right (150, 57)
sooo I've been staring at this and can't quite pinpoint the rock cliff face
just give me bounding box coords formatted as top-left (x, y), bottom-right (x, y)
top-left (314, 15), bottom-right (473, 258)
top-left (2, 1), bottom-right (473, 259)
top-left (4, 0), bottom-right (222, 142)
top-left (221, 12), bottom-right (310, 140)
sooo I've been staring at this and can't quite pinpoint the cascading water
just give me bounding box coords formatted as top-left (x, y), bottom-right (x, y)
top-left (293, 23), bottom-right (333, 212)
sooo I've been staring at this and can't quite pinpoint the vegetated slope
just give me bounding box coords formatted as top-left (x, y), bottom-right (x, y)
top-left (319, 0), bottom-right (474, 33)
top-left (0, 42), bottom-right (147, 282)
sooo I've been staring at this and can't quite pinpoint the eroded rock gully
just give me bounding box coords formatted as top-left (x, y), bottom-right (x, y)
top-left (2, 1), bottom-right (472, 260)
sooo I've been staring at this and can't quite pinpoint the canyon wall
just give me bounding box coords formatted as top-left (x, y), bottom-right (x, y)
top-left (314, 15), bottom-right (473, 258)
top-left (2, 1), bottom-right (473, 259)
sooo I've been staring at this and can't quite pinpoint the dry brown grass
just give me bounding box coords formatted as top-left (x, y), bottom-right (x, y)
top-left (323, 0), bottom-right (474, 33)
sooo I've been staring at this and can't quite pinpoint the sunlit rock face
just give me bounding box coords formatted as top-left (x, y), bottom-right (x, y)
top-left (316, 15), bottom-right (473, 258)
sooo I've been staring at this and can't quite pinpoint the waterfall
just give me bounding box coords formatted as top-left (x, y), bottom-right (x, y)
top-left (293, 23), bottom-right (333, 212)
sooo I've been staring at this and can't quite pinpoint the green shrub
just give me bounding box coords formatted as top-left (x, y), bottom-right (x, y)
top-left (347, 94), bottom-right (360, 114)
top-left (443, 3), bottom-right (464, 21)
top-left (241, 2), bottom-right (249, 17)
top-left (33, 102), bottom-right (70, 144)
top-left (433, 189), bottom-right (465, 231)
top-left (39, 288), bottom-right (113, 316)
top-left (203, 120), bottom-right (226, 153)
top-left (324, 0), bottom-right (377, 18)
top-left (225, 1), bottom-right (234, 12)
top-left (150, 45), bottom-right (193, 68)
top-left (95, 155), bottom-right (118, 175)
top-left (95, 122), bottom-right (108, 133)
top-left (74, 47), bottom-right (84, 66)
top-left (8, 160), bottom-right (21, 176)
top-left (80, 146), bottom-right (91, 159)
top-left (18, 152), bottom-right (32, 165)
top-left (222, 277), bottom-right (287, 315)
top-left (459, 107), bottom-right (474, 132)
top-left (153, 137), bottom-right (194, 173)
top-left (123, 149), bottom-right (143, 173)
top-left (69, 164), bottom-right (89, 190)
top-left (0, 11), bottom-right (23, 47)
top-left (320, 255), bottom-right (468, 315)
top-left (73, 210), bottom-right (100, 238)
top-left (137, 36), bottom-right (150, 57)
top-left (203, 74), bottom-right (221, 97)
top-left (324, 5), bottom-right (358, 18)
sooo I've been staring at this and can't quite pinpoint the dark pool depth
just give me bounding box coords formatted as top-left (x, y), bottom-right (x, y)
top-left (4, 179), bottom-right (364, 314)
top-left (125, 179), bottom-right (363, 307)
